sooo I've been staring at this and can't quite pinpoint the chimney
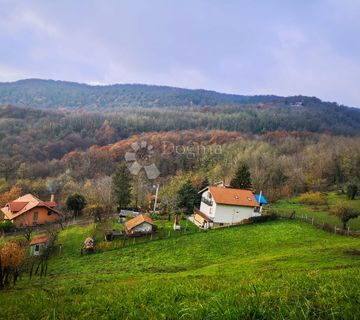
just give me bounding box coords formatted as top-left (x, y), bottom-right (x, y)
top-left (50, 194), bottom-right (55, 202)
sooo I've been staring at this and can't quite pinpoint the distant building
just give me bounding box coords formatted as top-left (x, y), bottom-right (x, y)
top-left (1, 194), bottom-right (60, 227)
top-left (125, 214), bottom-right (156, 236)
top-left (194, 186), bottom-right (262, 228)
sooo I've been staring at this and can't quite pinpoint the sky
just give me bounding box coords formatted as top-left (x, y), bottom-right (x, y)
top-left (0, 0), bottom-right (360, 107)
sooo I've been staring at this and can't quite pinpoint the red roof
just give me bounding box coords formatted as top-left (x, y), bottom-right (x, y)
top-left (30, 235), bottom-right (49, 245)
top-left (40, 201), bottom-right (57, 207)
top-left (9, 201), bottom-right (28, 212)
top-left (208, 186), bottom-right (259, 207)
top-left (1, 194), bottom-right (60, 220)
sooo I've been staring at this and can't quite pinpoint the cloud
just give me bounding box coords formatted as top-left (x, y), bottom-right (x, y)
top-left (0, 64), bottom-right (28, 82)
top-left (0, 0), bottom-right (359, 107)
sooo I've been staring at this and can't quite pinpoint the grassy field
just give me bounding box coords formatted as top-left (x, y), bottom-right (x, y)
top-left (0, 219), bottom-right (360, 319)
top-left (272, 192), bottom-right (360, 230)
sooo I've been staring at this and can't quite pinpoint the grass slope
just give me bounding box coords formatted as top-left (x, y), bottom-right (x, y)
top-left (1, 220), bottom-right (360, 319)
top-left (272, 193), bottom-right (360, 230)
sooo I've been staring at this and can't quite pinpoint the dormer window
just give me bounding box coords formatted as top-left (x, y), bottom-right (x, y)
top-left (234, 195), bottom-right (239, 199)
top-left (247, 197), bottom-right (252, 201)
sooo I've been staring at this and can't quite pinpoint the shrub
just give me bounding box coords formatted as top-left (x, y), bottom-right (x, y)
top-left (0, 221), bottom-right (16, 233)
top-left (331, 203), bottom-right (359, 229)
top-left (299, 192), bottom-right (327, 206)
top-left (248, 214), bottom-right (277, 223)
top-left (96, 241), bottom-right (114, 252)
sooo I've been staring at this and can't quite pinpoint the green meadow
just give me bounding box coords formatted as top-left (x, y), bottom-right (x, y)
top-left (272, 192), bottom-right (360, 230)
top-left (0, 219), bottom-right (360, 319)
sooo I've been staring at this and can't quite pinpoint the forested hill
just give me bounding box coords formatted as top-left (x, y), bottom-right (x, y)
top-left (1, 79), bottom-right (360, 136)
top-left (0, 78), bottom-right (346, 109)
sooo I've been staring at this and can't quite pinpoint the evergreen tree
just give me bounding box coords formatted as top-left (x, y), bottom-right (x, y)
top-left (66, 194), bottom-right (87, 217)
top-left (230, 163), bottom-right (252, 189)
top-left (176, 180), bottom-right (197, 214)
top-left (194, 176), bottom-right (209, 208)
top-left (112, 162), bottom-right (132, 211)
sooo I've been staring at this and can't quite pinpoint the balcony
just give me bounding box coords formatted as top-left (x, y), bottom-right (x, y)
top-left (201, 197), bottom-right (213, 206)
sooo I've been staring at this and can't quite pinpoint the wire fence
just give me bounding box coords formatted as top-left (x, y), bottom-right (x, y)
top-left (87, 223), bottom-right (208, 254)
top-left (277, 213), bottom-right (360, 237)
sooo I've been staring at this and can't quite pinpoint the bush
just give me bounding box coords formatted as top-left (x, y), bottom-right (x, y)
top-left (299, 192), bottom-right (327, 206)
top-left (248, 214), bottom-right (277, 223)
top-left (0, 221), bottom-right (16, 233)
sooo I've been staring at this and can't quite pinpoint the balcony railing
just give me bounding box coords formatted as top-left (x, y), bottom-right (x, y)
top-left (201, 197), bottom-right (213, 206)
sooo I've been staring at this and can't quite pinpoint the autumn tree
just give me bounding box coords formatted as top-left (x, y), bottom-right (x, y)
top-left (230, 163), bottom-right (252, 189)
top-left (0, 186), bottom-right (22, 208)
top-left (112, 163), bottom-right (132, 211)
top-left (84, 204), bottom-right (106, 222)
top-left (0, 240), bottom-right (27, 289)
top-left (83, 177), bottom-right (114, 214)
top-left (331, 203), bottom-right (359, 229)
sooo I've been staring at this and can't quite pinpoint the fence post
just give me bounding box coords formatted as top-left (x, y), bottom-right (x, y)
top-left (348, 227), bottom-right (350, 236)
top-left (334, 226), bottom-right (337, 234)
top-left (168, 230), bottom-right (171, 237)
top-left (150, 233), bottom-right (153, 240)
top-left (133, 237), bottom-right (135, 245)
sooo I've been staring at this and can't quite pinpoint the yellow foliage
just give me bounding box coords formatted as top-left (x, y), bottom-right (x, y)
top-left (0, 241), bottom-right (27, 269)
top-left (0, 186), bottom-right (22, 208)
top-left (299, 192), bottom-right (327, 206)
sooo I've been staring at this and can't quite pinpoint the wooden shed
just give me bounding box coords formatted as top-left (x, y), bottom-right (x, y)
top-left (125, 214), bottom-right (156, 236)
top-left (30, 234), bottom-right (49, 256)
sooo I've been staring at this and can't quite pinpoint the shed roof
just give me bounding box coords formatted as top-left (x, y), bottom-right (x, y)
top-left (30, 234), bottom-right (49, 245)
top-left (125, 214), bottom-right (154, 231)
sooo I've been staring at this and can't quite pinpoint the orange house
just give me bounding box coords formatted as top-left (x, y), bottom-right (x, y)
top-left (1, 194), bottom-right (60, 227)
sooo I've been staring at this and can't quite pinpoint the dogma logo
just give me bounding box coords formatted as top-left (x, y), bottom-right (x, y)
top-left (124, 141), bottom-right (160, 179)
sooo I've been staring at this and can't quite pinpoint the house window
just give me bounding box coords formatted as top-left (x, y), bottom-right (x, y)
top-left (35, 244), bottom-right (40, 252)
top-left (33, 212), bottom-right (38, 221)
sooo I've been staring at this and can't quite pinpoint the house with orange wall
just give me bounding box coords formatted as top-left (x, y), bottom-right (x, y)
top-left (1, 194), bottom-right (60, 227)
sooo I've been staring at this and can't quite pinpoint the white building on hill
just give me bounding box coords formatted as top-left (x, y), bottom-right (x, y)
top-left (193, 186), bottom-right (262, 229)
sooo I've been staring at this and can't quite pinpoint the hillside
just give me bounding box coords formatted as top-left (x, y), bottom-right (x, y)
top-left (0, 220), bottom-right (359, 319)
top-left (0, 79), bottom-right (291, 109)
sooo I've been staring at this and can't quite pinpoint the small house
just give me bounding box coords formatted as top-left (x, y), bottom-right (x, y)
top-left (194, 186), bottom-right (262, 228)
top-left (1, 194), bottom-right (60, 227)
top-left (125, 214), bottom-right (156, 236)
top-left (30, 234), bottom-right (49, 256)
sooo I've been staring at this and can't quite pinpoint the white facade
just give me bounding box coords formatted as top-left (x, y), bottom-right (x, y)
top-left (199, 190), bottom-right (260, 225)
top-left (132, 222), bottom-right (153, 233)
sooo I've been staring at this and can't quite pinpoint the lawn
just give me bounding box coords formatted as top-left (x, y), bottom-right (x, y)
top-left (0, 219), bottom-right (360, 319)
top-left (272, 192), bottom-right (360, 230)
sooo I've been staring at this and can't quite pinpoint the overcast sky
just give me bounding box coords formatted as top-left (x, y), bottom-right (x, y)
top-left (0, 0), bottom-right (360, 107)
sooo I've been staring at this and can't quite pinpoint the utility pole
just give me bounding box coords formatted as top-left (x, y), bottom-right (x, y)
top-left (153, 184), bottom-right (160, 213)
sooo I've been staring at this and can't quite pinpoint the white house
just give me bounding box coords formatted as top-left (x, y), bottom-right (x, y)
top-left (193, 186), bottom-right (261, 228)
